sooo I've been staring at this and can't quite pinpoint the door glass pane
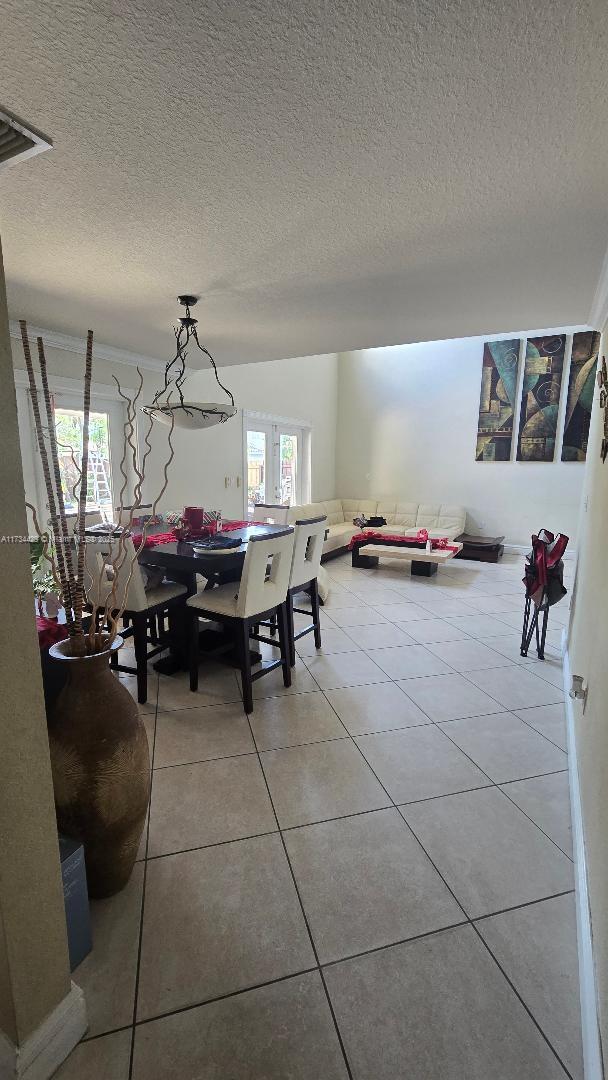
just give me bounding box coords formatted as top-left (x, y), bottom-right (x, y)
top-left (279, 433), bottom-right (298, 505)
top-left (246, 430), bottom-right (266, 513)
top-left (54, 408), bottom-right (113, 515)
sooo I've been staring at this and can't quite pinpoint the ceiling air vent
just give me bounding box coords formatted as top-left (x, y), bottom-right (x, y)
top-left (0, 107), bottom-right (52, 171)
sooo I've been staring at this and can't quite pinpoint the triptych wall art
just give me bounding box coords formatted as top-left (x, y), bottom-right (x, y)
top-left (475, 339), bottom-right (520, 461)
top-left (561, 330), bottom-right (601, 460)
top-left (517, 335), bottom-right (565, 461)
top-left (475, 331), bottom-right (600, 463)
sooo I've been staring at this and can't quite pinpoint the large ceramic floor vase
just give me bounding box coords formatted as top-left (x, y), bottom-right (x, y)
top-left (48, 636), bottom-right (150, 898)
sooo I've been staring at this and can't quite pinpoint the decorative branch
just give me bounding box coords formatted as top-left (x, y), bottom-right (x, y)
top-left (55, 440), bottom-right (83, 510)
top-left (21, 321), bottom-right (75, 633)
top-left (22, 321), bottom-right (177, 657)
top-left (108, 410), bottom-right (175, 640)
top-left (97, 407), bottom-right (175, 649)
top-left (37, 336), bottom-right (77, 609)
top-left (71, 331), bottom-right (93, 644)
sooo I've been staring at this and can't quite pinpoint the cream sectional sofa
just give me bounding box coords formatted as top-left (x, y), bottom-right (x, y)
top-left (287, 499), bottom-right (467, 558)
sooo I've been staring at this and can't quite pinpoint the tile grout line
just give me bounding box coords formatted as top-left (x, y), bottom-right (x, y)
top-left (242, 707), bottom-right (355, 1080)
top-left (80, 883), bottom-right (578, 1044)
top-left (133, 967), bottom-right (320, 1031)
top-left (138, 756), bottom-right (572, 867)
top-left (316, 588), bottom-right (574, 1076)
top-left (127, 670), bottom-right (160, 1080)
top-left (335, 583), bottom-right (572, 864)
top-left (431, 722), bottom-right (573, 862)
top-left (470, 922), bottom-right (575, 1079)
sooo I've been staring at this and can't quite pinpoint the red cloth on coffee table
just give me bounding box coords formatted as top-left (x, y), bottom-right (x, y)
top-left (348, 529), bottom-right (459, 553)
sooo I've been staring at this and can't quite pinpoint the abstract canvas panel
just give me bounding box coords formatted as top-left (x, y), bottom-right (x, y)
top-left (475, 339), bottom-right (521, 461)
top-left (561, 330), bottom-right (601, 461)
top-left (516, 335), bottom-right (566, 461)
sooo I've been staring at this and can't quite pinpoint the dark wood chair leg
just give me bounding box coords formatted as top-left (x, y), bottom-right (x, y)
top-left (277, 603), bottom-right (292, 688)
top-left (168, 601), bottom-right (189, 671)
top-left (148, 615), bottom-right (158, 644)
top-left (286, 590), bottom-right (296, 667)
top-left (237, 619), bottom-right (254, 713)
top-left (133, 613), bottom-right (148, 704)
top-left (310, 578), bottom-right (322, 649)
top-left (189, 608), bottom-right (200, 691)
top-left (269, 611), bottom-right (277, 637)
top-left (109, 609), bottom-right (119, 668)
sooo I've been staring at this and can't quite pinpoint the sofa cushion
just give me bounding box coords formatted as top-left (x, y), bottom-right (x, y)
top-left (376, 501), bottom-right (419, 527)
top-left (415, 503), bottom-right (466, 534)
top-left (320, 499), bottom-right (346, 525)
top-left (341, 499), bottom-right (378, 522)
top-left (324, 523), bottom-right (358, 554)
top-left (287, 502), bottom-right (325, 524)
top-left (404, 526), bottom-right (461, 541)
top-left (327, 522), bottom-right (358, 539)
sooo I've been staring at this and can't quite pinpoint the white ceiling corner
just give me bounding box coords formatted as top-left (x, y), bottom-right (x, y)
top-left (2, 0), bottom-right (608, 366)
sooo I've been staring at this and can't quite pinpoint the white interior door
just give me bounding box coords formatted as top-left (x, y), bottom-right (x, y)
top-left (244, 420), bottom-right (304, 513)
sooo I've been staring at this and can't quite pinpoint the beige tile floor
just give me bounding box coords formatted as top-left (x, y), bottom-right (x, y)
top-left (60, 552), bottom-right (582, 1080)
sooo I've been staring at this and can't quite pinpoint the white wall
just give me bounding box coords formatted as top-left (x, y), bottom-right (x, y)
top-left (568, 324), bottom-right (608, 1063)
top-left (336, 327), bottom-right (591, 545)
top-left (11, 338), bottom-right (338, 521)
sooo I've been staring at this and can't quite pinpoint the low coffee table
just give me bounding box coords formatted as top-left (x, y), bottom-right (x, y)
top-left (454, 533), bottom-right (505, 563)
top-left (351, 536), bottom-right (463, 577)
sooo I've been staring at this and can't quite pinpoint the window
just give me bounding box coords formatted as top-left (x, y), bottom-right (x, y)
top-left (54, 407), bottom-right (114, 515)
top-left (246, 429), bottom-right (267, 510)
top-left (243, 413), bottom-right (311, 515)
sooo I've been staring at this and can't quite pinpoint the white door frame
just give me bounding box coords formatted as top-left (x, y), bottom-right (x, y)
top-left (242, 409), bottom-right (312, 516)
top-left (14, 371), bottom-right (134, 523)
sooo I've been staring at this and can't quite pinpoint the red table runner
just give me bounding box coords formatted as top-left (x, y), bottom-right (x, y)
top-left (132, 520), bottom-right (261, 549)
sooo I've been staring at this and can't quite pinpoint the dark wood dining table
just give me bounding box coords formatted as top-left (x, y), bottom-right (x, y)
top-left (138, 523), bottom-right (289, 588)
top-left (138, 524), bottom-right (292, 674)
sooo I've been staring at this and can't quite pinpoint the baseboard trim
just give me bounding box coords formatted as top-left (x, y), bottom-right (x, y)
top-left (0, 982), bottom-right (87, 1080)
top-left (563, 639), bottom-right (604, 1079)
top-left (504, 543), bottom-right (576, 560)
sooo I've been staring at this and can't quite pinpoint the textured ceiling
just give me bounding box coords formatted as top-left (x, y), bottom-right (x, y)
top-left (1, 0), bottom-right (608, 367)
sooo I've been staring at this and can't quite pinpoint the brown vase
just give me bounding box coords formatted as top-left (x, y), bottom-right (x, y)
top-left (48, 636), bottom-right (150, 899)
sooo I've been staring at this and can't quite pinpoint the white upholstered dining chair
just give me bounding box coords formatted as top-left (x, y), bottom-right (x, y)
top-left (187, 527), bottom-right (295, 713)
top-left (251, 502), bottom-right (289, 524)
top-left (285, 515), bottom-right (326, 665)
top-left (84, 535), bottom-right (187, 703)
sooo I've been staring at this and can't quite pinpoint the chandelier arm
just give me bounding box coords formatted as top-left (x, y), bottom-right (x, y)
top-left (191, 327), bottom-right (235, 407)
top-left (174, 326), bottom-right (191, 407)
top-left (153, 324), bottom-right (186, 406)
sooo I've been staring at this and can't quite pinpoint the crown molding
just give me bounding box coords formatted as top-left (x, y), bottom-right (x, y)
top-left (9, 321), bottom-right (168, 373)
top-left (12, 368), bottom-right (122, 400)
top-left (589, 246), bottom-right (608, 333)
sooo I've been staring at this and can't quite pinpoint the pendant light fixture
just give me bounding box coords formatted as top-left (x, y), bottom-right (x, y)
top-left (143, 295), bottom-right (237, 429)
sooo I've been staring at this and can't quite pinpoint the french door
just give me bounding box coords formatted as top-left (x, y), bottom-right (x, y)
top-left (22, 389), bottom-right (129, 523)
top-left (245, 420), bottom-right (304, 514)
